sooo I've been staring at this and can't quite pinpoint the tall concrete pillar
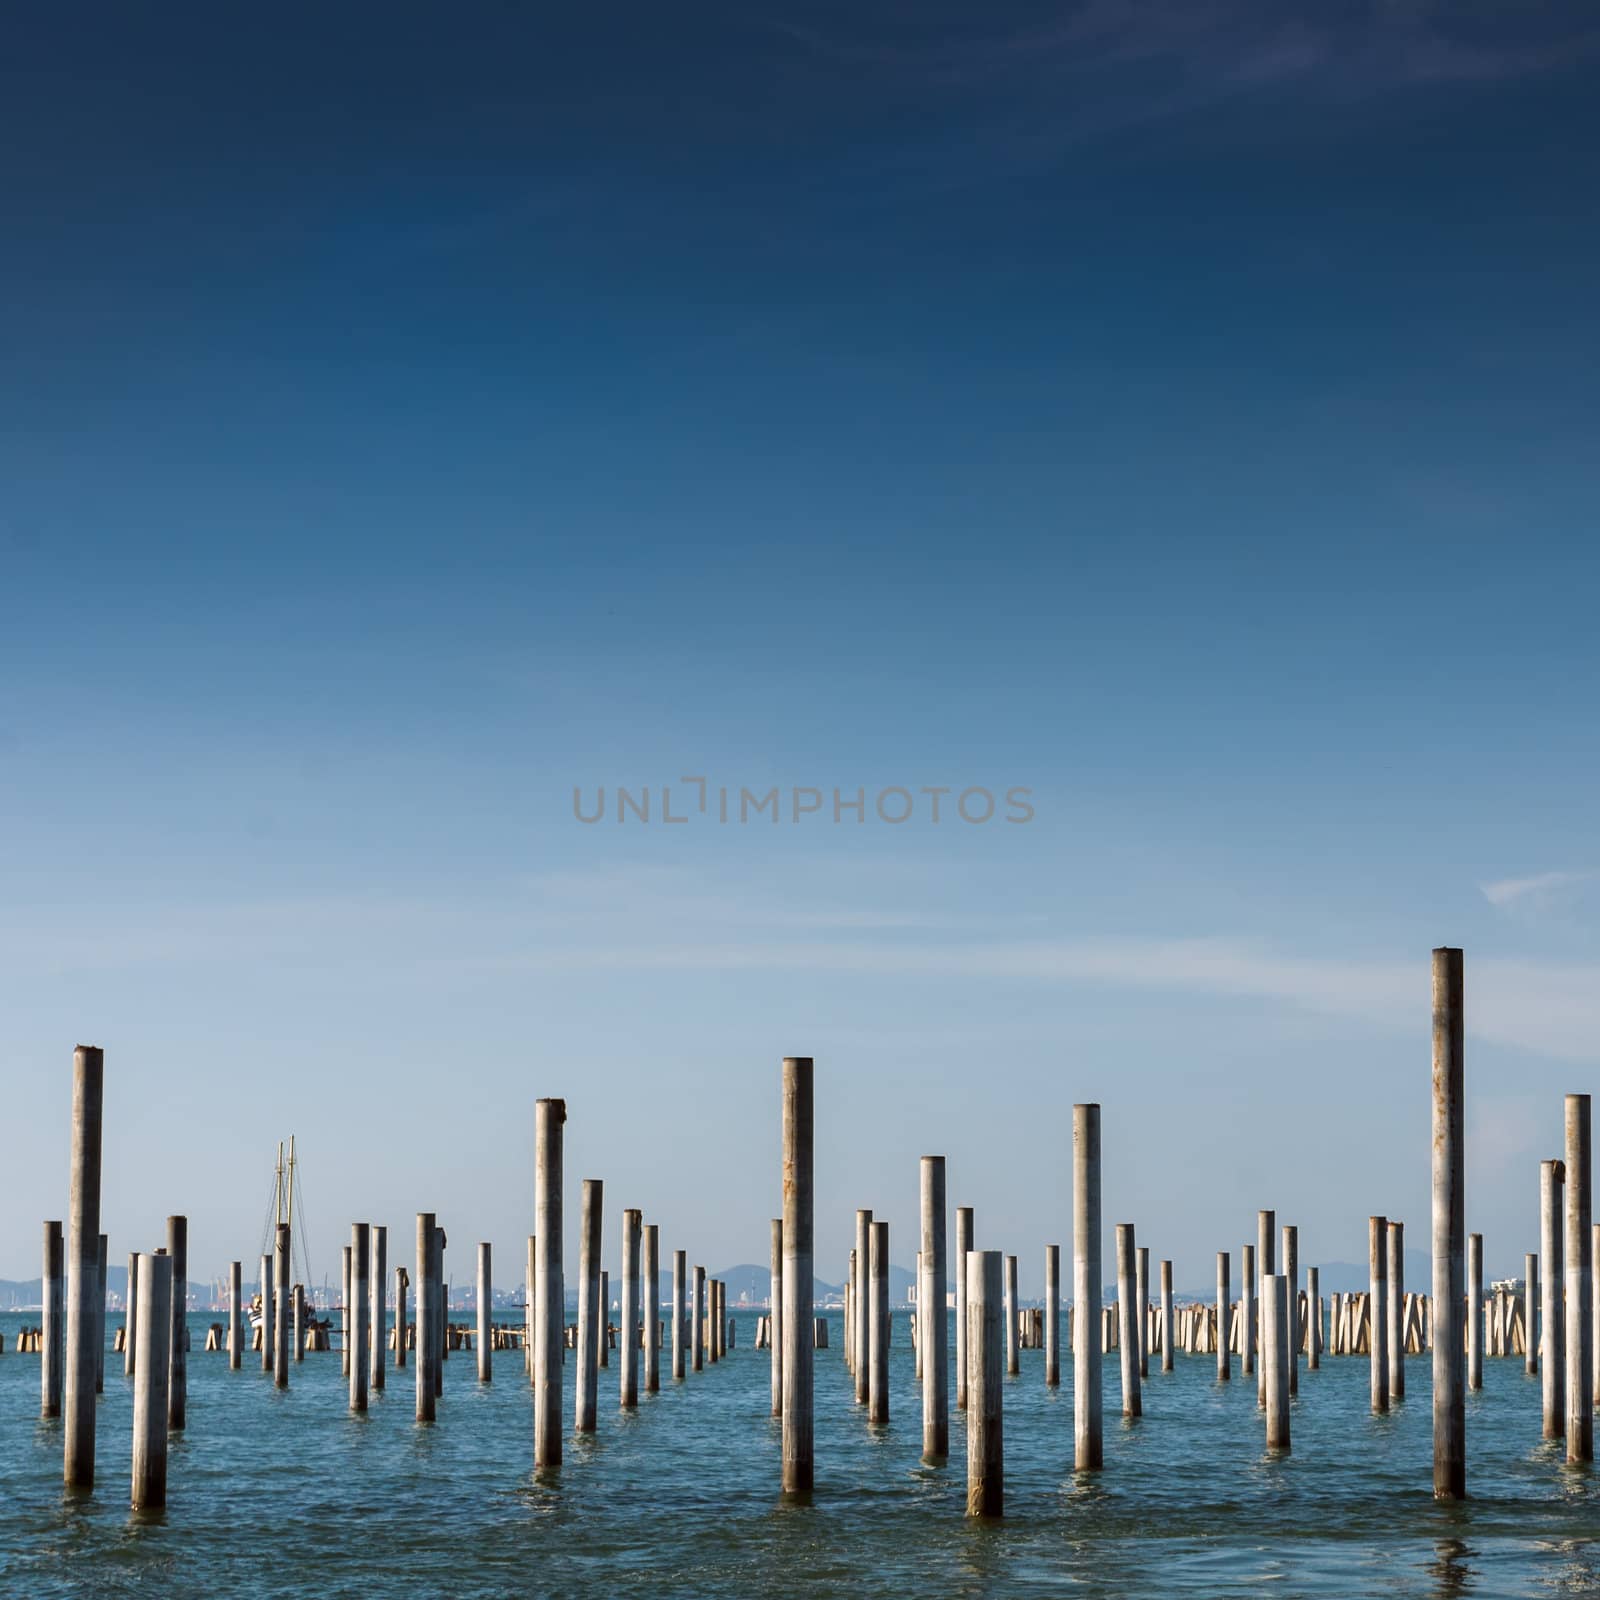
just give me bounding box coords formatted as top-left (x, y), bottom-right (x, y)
top-left (42, 1221), bottom-right (64, 1417)
top-left (769, 1220), bottom-right (783, 1415)
top-left (1542, 1158), bottom-right (1565, 1437)
top-left (1115, 1224), bottom-right (1141, 1418)
top-left (644, 1223), bottom-right (661, 1394)
top-left (1257, 1211), bottom-right (1275, 1406)
top-left (1044, 1243), bottom-right (1061, 1387)
top-left (64, 1044), bottom-right (104, 1490)
top-left (576, 1179), bottom-right (602, 1431)
top-left (620, 1209), bottom-right (642, 1408)
top-left (1568, 1092), bottom-right (1593, 1462)
top-left (168, 1216), bottom-right (189, 1423)
top-left (227, 1260), bottom-right (242, 1371)
top-left (415, 1213), bottom-right (437, 1423)
top-left (781, 1056), bottom-right (814, 1495)
top-left (1216, 1252), bottom-right (1230, 1381)
top-left (920, 1156), bottom-right (948, 1459)
top-left (1264, 1275), bottom-right (1290, 1451)
top-left (1387, 1220), bottom-right (1405, 1400)
top-left (1281, 1224), bottom-right (1299, 1396)
top-left (371, 1225), bottom-right (387, 1392)
top-left (534, 1098), bottom-right (565, 1469)
top-left (869, 1218), bottom-right (890, 1425)
top-left (956, 1207), bottom-right (974, 1411)
top-left (1370, 1215), bottom-right (1390, 1413)
top-left (130, 1252), bottom-right (172, 1512)
top-left (1073, 1104), bottom-right (1102, 1470)
top-left (966, 1250), bottom-right (1003, 1518)
top-left (853, 1209), bottom-right (871, 1405)
top-left (273, 1222), bottom-right (289, 1390)
top-left (351, 1223), bottom-right (371, 1411)
top-left (1431, 946), bottom-right (1466, 1499)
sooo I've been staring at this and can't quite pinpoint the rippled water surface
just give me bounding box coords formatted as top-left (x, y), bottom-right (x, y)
top-left (3, 1310), bottom-right (1598, 1597)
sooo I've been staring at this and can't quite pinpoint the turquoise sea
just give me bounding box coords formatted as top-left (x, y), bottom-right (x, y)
top-left (1, 1310), bottom-right (1596, 1598)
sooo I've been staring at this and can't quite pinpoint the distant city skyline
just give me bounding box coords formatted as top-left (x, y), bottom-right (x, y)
top-left (3, 4), bottom-right (1598, 1297)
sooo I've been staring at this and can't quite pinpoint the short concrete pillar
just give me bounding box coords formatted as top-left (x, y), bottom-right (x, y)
top-left (672, 1248), bottom-right (688, 1382)
top-left (125, 1251), bottom-right (140, 1380)
top-left (1136, 1245), bottom-right (1150, 1379)
top-left (1216, 1252), bottom-right (1230, 1382)
top-left (523, 1236), bottom-right (534, 1380)
top-left (293, 1284), bottom-right (304, 1362)
top-left (1263, 1274), bottom-right (1290, 1451)
top-left (371, 1225), bottom-right (387, 1392)
top-left (643, 1223), bottom-right (661, 1395)
top-left (781, 1055), bottom-right (814, 1495)
top-left (42, 1221), bottom-right (64, 1418)
top-left (351, 1223), bottom-right (371, 1411)
top-left (260, 1254), bottom-right (274, 1373)
top-left (576, 1179), bottom-right (602, 1430)
top-left (227, 1260), bottom-right (242, 1371)
top-left (1241, 1244), bottom-right (1256, 1379)
top-left (600, 1270), bottom-right (610, 1368)
top-left (769, 1220), bottom-right (783, 1414)
top-left (130, 1252), bottom-right (172, 1512)
top-left (168, 1216), bottom-right (189, 1424)
top-left (955, 1207), bottom-right (974, 1411)
top-left (1004, 1254), bottom-right (1019, 1377)
top-left (1281, 1224), bottom-right (1299, 1396)
top-left (396, 1265), bottom-right (410, 1372)
top-left (869, 1218), bottom-right (890, 1425)
top-left (693, 1265), bottom-right (705, 1372)
top-left (1306, 1266), bottom-right (1321, 1370)
top-left (1370, 1215), bottom-right (1390, 1412)
top-left (272, 1221), bottom-right (289, 1390)
top-left (1431, 946), bottom-right (1466, 1499)
top-left (621, 1209), bottom-right (642, 1408)
top-left (1159, 1259), bottom-right (1174, 1373)
top-left (1525, 1251), bottom-right (1539, 1379)
top-left (65, 1044), bottom-right (104, 1490)
top-left (1073, 1104), bottom-right (1102, 1470)
top-left (415, 1212), bottom-right (438, 1423)
top-left (1387, 1220), bottom-right (1405, 1400)
top-left (534, 1098), bottom-right (565, 1469)
top-left (1542, 1158), bottom-right (1565, 1438)
top-left (1467, 1232), bottom-right (1483, 1392)
top-left (966, 1250), bottom-right (1003, 1518)
top-left (853, 1209), bottom-right (871, 1405)
top-left (96, 1233), bottom-right (108, 1394)
top-left (433, 1229), bottom-right (446, 1395)
top-left (1256, 1211), bottom-right (1275, 1407)
top-left (1115, 1224), bottom-right (1141, 1418)
top-left (920, 1155), bottom-right (948, 1459)
top-left (1567, 1092), bottom-right (1593, 1462)
top-left (474, 1241), bottom-right (492, 1383)
top-left (1044, 1243), bottom-right (1061, 1387)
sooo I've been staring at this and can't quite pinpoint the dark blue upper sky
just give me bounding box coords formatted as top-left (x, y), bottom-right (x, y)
top-left (2, 4), bottom-right (1597, 1284)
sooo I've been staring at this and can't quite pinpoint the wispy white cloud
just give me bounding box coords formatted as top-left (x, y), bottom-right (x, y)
top-left (1481, 869), bottom-right (1593, 906)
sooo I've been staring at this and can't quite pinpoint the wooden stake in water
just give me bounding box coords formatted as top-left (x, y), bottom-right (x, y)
top-left (1257, 1211), bottom-right (1275, 1407)
top-left (1073, 1104), bottom-right (1103, 1470)
top-left (1431, 946), bottom-right (1466, 1499)
top-left (167, 1216), bottom-right (189, 1422)
top-left (65, 1045), bottom-right (104, 1490)
top-left (1525, 1251), bottom-right (1539, 1378)
top-left (130, 1252), bottom-right (172, 1512)
top-left (260, 1254), bottom-right (273, 1374)
top-left (781, 1055), bottom-right (815, 1495)
top-left (621, 1209), bottom-right (642, 1408)
top-left (396, 1265), bottom-right (410, 1372)
top-left (1241, 1244), bottom-right (1256, 1379)
top-left (1306, 1265), bottom-right (1320, 1371)
top-left (125, 1251), bottom-right (139, 1380)
top-left (693, 1265), bottom-right (705, 1373)
top-left (966, 1250), bottom-right (1003, 1518)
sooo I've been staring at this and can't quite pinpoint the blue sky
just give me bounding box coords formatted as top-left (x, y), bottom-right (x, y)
top-left (2, 2), bottom-right (1598, 1296)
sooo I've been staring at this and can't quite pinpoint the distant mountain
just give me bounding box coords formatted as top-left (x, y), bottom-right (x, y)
top-left (0, 1267), bottom-right (211, 1311)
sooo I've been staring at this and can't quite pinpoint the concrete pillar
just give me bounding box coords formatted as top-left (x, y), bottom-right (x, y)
top-left (1387, 1220), bottom-right (1405, 1400)
top-left (125, 1251), bottom-right (139, 1380)
top-left (1432, 947), bottom-right (1466, 1498)
top-left (781, 1055), bottom-right (814, 1495)
top-left (1525, 1251), bottom-right (1539, 1378)
top-left (1264, 1275), bottom-right (1290, 1451)
top-left (956, 1207), bottom-right (974, 1411)
top-left (415, 1213), bottom-right (437, 1423)
top-left (966, 1250), bottom-right (1003, 1518)
top-left (371, 1225), bottom-right (387, 1392)
top-left (341, 1246), bottom-right (351, 1375)
top-left (914, 1251), bottom-right (923, 1382)
top-left (620, 1209), bottom-right (642, 1408)
top-left (1370, 1215), bottom-right (1390, 1412)
top-left (434, 1230), bottom-right (446, 1392)
top-left (1004, 1254), bottom-right (1019, 1376)
top-left (165, 1216), bottom-right (188, 1424)
top-left (1159, 1259), bottom-right (1174, 1373)
top-left (1241, 1244), bottom-right (1256, 1379)
top-left (672, 1249), bottom-right (687, 1382)
top-left (64, 1044), bottom-right (104, 1490)
top-left (1542, 1158), bottom-right (1565, 1437)
top-left (42, 1221), bottom-right (64, 1417)
top-left (396, 1266), bottom-right (409, 1371)
top-left (1467, 1232), bottom-right (1483, 1392)
top-left (227, 1260), bottom-right (242, 1371)
top-left (351, 1223), bottom-right (370, 1411)
top-left (1136, 1245), bottom-right (1149, 1379)
top-left (693, 1265), bottom-right (705, 1372)
top-left (600, 1270), bottom-right (609, 1367)
top-left (534, 1098), bottom-right (565, 1469)
top-left (1307, 1265), bottom-right (1320, 1370)
top-left (1281, 1224), bottom-right (1299, 1396)
top-left (644, 1223), bottom-right (660, 1395)
top-left (575, 1179), bottom-right (601, 1430)
top-left (1116, 1224), bottom-right (1141, 1418)
top-left (1593, 1224), bottom-right (1600, 1408)
top-left (130, 1252), bottom-right (172, 1512)
top-left (844, 1256), bottom-right (854, 1378)
top-left (272, 1222), bottom-right (289, 1391)
top-left (869, 1218), bottom-right (890, 1425)
top-left (294, 1284), bottom-right (304, 1362)
top-left (1044, 1243), bottom-right (1061, 1387)
top-left (523, 1236), bottom-right (534, 1381)
top-left (853, 1209), bottom-right (871, 1405)
top-left (472, 1241), bottom-right (491, 1383)
top-left (769, 1220), bottom-right (783, 1414)
top-left (1257, 1211), bottom-right (1274, 1406)
top-left (96, 1233), bottom-right (108, 1394)
top-left (1073, 1104), bottom-right (1103, 1470)
top-left (1217, 1252), bottom-right (1230, 1381)
top-left (1568, 1092), bottom-right (1593, 1462)
top-left (920, 1156), bottom-right (947, 1459)
top-left (260, 1254), bottom-right (273, 1373)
